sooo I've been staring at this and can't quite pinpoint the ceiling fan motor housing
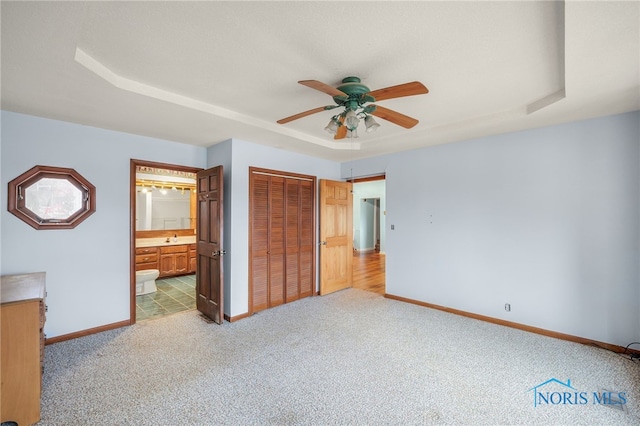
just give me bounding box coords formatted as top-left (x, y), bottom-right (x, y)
top-left (333, 76), bottom-right (375, 108)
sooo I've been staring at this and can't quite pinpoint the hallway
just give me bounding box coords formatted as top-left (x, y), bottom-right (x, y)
top-left (352, 250), bottom-right (385, 295)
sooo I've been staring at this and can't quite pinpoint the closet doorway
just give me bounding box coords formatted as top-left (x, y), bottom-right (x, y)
top-left (248, 167), bottom-right (316, 314)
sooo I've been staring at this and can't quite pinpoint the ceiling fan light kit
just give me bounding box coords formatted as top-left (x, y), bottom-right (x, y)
top-left (344, 109), bottom-right (359, 131)
top-left (364, 115), bottom-right (380, 133)
top-left (277, 76), bottom-right (429, 140)
top-left (324, 117), bottom-right (341, 135)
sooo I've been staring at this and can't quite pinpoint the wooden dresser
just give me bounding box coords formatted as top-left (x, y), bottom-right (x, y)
top-left (1, 272), bottom-right (46, 426)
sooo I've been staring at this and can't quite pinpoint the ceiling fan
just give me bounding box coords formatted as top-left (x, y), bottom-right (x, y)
top-left (277, 76), bottom-right (429, 139)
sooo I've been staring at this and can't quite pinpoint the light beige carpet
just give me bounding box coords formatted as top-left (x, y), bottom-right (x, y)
top-left (39, 289), bottom-right (639, 425)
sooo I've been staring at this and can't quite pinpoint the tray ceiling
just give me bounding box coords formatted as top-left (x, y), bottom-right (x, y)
top-left (1, 1), bottom-right (638, 161)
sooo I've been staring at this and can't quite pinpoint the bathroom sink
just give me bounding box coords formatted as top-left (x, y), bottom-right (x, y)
top-left (136, 236), bottom-right (196, 247)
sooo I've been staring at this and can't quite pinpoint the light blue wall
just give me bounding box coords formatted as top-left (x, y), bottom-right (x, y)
top-left (208, 139), bottom-right (342, 317)
top-left (1, 111), bottom-right (206, 338)
top-left (0, 110), bottom-right (341, 333)
top-left (344, 111), bottom-right (640, 347)
top-left (4, 109), bottom-right (637, 347)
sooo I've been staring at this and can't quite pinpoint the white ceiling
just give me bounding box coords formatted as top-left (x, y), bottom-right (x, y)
top-left (2, 1), bottom-right (638, 162)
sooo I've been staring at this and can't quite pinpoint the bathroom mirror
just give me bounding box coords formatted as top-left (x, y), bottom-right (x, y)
top-left (135, 167), bottom-right (196, 231)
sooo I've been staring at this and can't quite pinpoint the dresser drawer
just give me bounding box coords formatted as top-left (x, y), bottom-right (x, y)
top-left (39, 301), bottom-right (46, 328)
top-left (40, 331), bottom-right (45, 363)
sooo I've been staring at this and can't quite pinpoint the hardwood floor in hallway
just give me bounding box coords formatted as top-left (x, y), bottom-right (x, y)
top-left (352, 250), bottom-right (386, 295)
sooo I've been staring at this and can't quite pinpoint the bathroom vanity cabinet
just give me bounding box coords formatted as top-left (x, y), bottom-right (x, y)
top-left (189, 244), bottom-right (197, 273)
top-left (1, 272), bottom-right (46, 426)
top-left (136, 242), bottom-right (197, 278)
top-left (159, 245), bottom-right (189, 277)
top-left (135, 246), bottom-right (159, 271)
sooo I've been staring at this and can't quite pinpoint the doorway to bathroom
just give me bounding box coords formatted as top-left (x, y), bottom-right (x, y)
top-left (130, 159), bottom-right (202, 323)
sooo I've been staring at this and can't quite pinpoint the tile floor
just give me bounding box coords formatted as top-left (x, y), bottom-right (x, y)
top-left (136, 274), bottom-right (196, 321)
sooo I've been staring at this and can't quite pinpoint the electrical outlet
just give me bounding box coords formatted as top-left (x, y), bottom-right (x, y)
top-left (504, 303), bottom-right (511, 312)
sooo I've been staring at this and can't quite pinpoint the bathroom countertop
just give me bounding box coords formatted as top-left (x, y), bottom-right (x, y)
top-left (136, 236), bottom-right (196, 248)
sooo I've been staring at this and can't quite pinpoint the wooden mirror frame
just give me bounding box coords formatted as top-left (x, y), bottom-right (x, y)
top-left (7, 165), bottom-right (96, 230)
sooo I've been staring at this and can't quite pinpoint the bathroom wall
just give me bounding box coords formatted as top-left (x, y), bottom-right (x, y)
top-left (207, 139), bottom-right (342, 318)
top-left (1, 111), bottom-right (206, 338)
top-left (341, 111), bottom-right (640, 347)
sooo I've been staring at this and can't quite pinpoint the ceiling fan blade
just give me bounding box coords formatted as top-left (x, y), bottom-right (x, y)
top-left (370, 105), bottom-right (419, 129)
top-left (299, 80), bottom-right (347, 98)
top-left (367, 81), bottom-right (428, 102)
top-left (277, 106), bottom-right (331, 124)
top-left (335, 116), bottom-right (347, 140)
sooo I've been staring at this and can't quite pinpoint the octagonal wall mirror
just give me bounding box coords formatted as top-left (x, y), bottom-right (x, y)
top-left (8, 165), bottom-right (96, 230)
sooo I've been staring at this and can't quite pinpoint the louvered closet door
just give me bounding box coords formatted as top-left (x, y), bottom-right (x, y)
top-left (286, 178), bottom-right (315, 302)
top-left (285, 178), bottom-right (300, 302)
top-left (250, 174), bottom-right (269, 312)
top-left (299, 179), bottom-right (314, 298)
top-left (269, 177), bottom-right (285, 307)
top-left (250, 173), bottom-right (285, 312)
top-left (249, 168), bottom-right (316, 314)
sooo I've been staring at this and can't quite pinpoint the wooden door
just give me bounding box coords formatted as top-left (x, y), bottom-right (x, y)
top-left (196, 166), bottom-right (224, 324)
top-left (250, 172), bottom-right (270, 312)
top-left (299, 179), bottom-right (315, 298)
top-left (285, 178), bottom-right (315, 302)
top-left (319, 179), bottom-right (353, 295)
top-left (249, 168), bottom-right (316, 313)
top-left (285, 178), bottom-right (300, 302)
top-left (249, 173), bottom-right (285, 312)
top-left (268, 176), bottom-right (286, 307)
